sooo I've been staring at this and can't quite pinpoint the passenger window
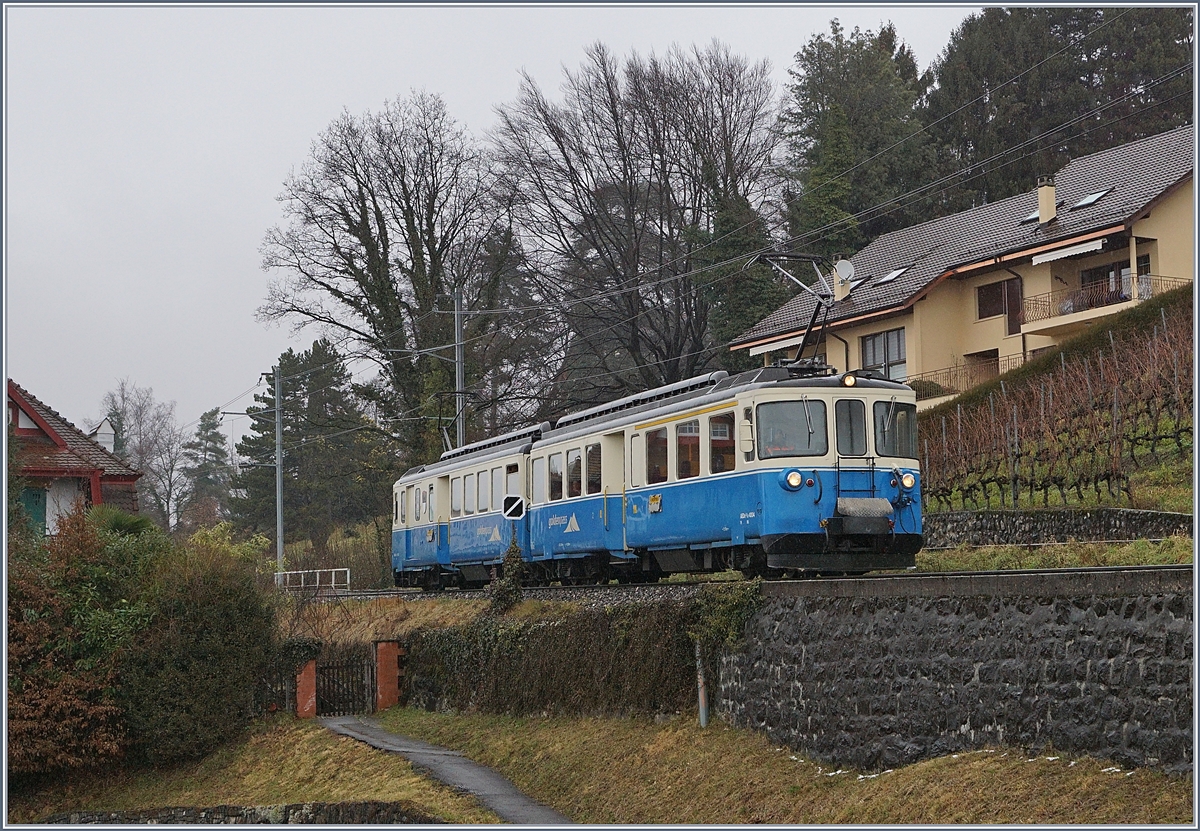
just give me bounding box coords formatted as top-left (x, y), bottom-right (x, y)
top-left (394, 494), bottom-right (399, 523)
top-left (492, 467), bottom-right (503, 504)
top-left (477, 471), bottom-right (489, 512)
top-left (709, 413), bottom-right (736, 473)
top-left (585, 444), bottom-right (602, 494)
top-left (567, 449), bottom-right (582, 497)
top-left (532, 458), bottom-right (547, 503)
top-left (506, 463), bottom-right (519, 497)
top-left (464, 474), bottom-right (475, 515)
top-left (549, 452), bottom-right (564, 500)
top-left (451, 477), bottom-right (463, 517)
top-left (646, 428), bottom-right (668, 484)
top-left (417, 487), bottom-right (425, 521)
top-left (677, 420), bottom-right (700, 479)
top-left (836, 399), bottom-right (867, 456)
top-left (401, 487), bottom-right (409, 524)
top-left (427, 485), bottom-right (435, 522)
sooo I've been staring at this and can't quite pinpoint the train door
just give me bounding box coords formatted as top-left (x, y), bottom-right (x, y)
top-left (600, 432), bottom-right (625, 552)
top-left (834, 398), bottom-right (875, 497)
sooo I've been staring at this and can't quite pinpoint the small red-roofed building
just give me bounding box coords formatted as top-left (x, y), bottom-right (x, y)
top-left (7, 379), bottom-right (142, 535)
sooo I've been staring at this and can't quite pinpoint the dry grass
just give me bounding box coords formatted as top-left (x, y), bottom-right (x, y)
top-left (276, 595), bottom-right (489, 647)
top-left (6, 717), bottom-right (498, 825)
top-left (917, 536), bottom-right (1194, 573)
top-left (377, 708), bottom-right (1194, 824)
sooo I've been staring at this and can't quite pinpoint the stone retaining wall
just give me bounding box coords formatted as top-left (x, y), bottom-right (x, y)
top-left (45, 801), bottom-right (441, 824)
top-left (717, 568), bottom-right (1193, 774)
top-left (923, 508), bottom-right (1193, 548)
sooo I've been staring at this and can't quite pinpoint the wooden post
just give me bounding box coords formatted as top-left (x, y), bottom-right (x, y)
top-left (296, 659), bottom-right (317, 719)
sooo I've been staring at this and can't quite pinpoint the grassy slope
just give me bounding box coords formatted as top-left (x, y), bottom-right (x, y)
top-left (6, 717), bottom-right (499, 825)
top-left (375, 708), bottom-right (1192, 824)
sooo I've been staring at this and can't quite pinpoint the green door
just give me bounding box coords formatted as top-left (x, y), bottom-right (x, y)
top-left (20, 487), bottom-right (46, 536)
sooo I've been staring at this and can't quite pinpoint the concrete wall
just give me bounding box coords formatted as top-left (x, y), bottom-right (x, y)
top-left (718, 568), bottom-right (1192, 774)
top-left (923, 508), bottom-right (1194, 548)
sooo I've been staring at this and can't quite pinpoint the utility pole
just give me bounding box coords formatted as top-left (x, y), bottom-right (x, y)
top-left (454, 290), bottom-right (465, 448)
top-left (274, 366), bottom-right (284, 577)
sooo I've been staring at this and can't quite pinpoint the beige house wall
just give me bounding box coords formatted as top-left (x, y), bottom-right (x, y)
top-left (1131, 178), bottom-right (1193, 281)
top-left (767, 177), bottom-right (1192, 386)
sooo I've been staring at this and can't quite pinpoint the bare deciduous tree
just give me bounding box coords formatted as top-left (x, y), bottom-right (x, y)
top-left (492, 41), bottom-right (782, 410)
top-left (100, 379), bottom-right (190, 531)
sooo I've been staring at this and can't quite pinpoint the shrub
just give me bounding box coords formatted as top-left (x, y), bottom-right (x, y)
top-left (87, 504), bottom-right (156, 536)
top-left (117, 530), bottom-right (276, 766)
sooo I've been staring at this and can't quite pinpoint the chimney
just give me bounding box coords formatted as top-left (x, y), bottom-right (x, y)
top-left (90, 417), bottom-right (115, 453)
top-left (1037, 175), bottom-right (1056, 225)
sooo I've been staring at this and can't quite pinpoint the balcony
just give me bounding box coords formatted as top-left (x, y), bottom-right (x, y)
top-left (1022, 274), bottom-right (1192, 337)
top-left (906, 354), bottom-right (1025, 403)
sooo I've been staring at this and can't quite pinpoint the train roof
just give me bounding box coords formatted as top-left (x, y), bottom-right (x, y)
top-left (397, 366), bottom-right (913, 476)
top-left (538, 366), bottom-right (912, 445)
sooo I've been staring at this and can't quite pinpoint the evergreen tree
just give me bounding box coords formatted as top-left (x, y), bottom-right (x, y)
top-left (922, 7), bottom-right (1193, 213)
top-left (230, 340), bottom-right (396, 561)
top-left (699, 190), bottom-right (795, 373)
top-left (780, 19), bottom-right (933, 254)
top-left (180, 408), bottom-right (232, 528)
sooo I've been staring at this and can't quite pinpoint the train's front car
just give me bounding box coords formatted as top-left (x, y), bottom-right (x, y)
top-left (747, 364), bottom-right (922, 575)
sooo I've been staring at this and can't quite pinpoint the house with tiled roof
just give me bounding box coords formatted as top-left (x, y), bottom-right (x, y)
top-left (8, 379), bottom-right (142, 534)
top-left (731, 125), bottom-right (1195, 408)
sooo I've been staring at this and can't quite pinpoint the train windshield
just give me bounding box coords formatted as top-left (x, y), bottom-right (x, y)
top-left (874, 400), bottom-right (918, 458)
top-left (756, 400), bottom-right (828, 458)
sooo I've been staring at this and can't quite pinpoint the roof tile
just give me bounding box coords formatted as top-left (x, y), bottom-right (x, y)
top-left (734, 125), bottom-right (1194, 347)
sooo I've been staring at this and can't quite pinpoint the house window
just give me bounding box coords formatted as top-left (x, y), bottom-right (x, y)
top-left (861, 328), bottom-right (907, 380)
top-left (977, 277), bottom-right (1022, 335)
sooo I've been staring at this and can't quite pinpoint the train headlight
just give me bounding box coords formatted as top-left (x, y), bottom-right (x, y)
top-left (900, 472), bottom-right (916, 490)
top-left (779, 469), bottom-right (805, 491)
top-left (841, 374), bottom-right (857, 387)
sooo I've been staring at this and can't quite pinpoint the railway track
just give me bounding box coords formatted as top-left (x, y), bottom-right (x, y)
top-left (291, 563), bottom-right (1191, 604)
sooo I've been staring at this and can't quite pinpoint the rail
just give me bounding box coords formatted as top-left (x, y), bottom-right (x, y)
top-left (1022, 274), bottom-right (1191, 324)
top-left (906, 354), bottom-right (1024, 401)
top-left (275, 568), bottom-right (350, 594)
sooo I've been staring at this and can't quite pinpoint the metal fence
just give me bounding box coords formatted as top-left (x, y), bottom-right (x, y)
top-left (906, 354), bottom-right (1025, 401)
top-left (275, 568), bottom-right (350, 595)
top-left (1023, 274), bottom-right (1191, 324)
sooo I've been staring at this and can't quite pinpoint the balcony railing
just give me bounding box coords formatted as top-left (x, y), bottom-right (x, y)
top-left (906, 354), bottom-right (1024, 401)
top-left (1023, 274), bottom-right (1192, 324)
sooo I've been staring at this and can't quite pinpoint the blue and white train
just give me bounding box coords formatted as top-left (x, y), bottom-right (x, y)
top-left (391, 362), bottom-right (922, 589)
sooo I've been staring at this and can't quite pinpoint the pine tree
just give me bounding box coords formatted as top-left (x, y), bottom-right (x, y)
top-left (179, 408), bottom-right (231, 528)
top-left (230, 340), bottom-right (396, 563)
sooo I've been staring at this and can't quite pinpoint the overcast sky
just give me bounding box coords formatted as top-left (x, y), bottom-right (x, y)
top-left (4, 3), bottom-right (978, 448)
